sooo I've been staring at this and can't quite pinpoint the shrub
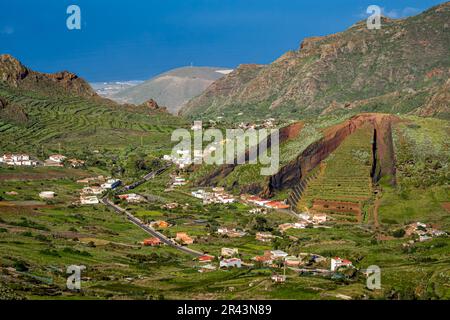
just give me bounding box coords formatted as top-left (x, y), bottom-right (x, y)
top-left (39, 249), bottom-right (61, 257)
top-left (392, 228), bottom-right (406, 238)
top-left (13, 260), bottom-right (29, 272)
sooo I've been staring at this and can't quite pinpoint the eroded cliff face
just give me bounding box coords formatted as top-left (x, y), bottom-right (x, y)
top-left (263, 113), bottom-right (399, 196)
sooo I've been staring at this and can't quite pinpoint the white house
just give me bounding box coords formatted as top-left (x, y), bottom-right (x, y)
top-left (198, 264), bottom-right (216, 273)
top-left (173, 177), bottom-right (187, 186)
top-left (216, 193), bottom-right (235, 204)
top-left (101, 179), bottom-right (121, 189)
top-left (83, 186), bottom-right (105, 195)
top-left (294, 222), bottom-right (307, 229)
top-left (312, 214), bottom-right (327, 224)
top-left (1, 153), bottom-right (37, 166)
top-left (255, 232), bottom-right (275, 242)
top-left (221, 248), bottom-right (239, 257)
top-left (270, 250), bottom-right (289, 259)
top-left (220, 258), bottom-right (242, 268)
top-left (80, 196), bottom-right (99, 205)
top-left (191, 121), bottom-right (202, 131)
top-left (271, 274), bottom-right (286, 283)
top-left (39, 191), bottom-right (55, 199)
top-left (49, 154), bottom-right (66, 163)
top-left (331, 257), bottom-right (353, 271)
top-left (191, 189), bottom-right (207, 199)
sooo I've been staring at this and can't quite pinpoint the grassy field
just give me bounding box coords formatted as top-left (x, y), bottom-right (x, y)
top-left (377, 117), bottom-right (449, 228)
top-left (297, 125), bottom-right (374, 221)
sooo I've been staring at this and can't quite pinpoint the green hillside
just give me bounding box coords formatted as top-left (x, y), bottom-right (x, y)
top-left (0, 82), bottom-right (186, 157)
top-left (181, 3), bottom-right (450, 120)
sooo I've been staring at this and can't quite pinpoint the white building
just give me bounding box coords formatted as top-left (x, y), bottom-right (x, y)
top-left (101, 179), bottom-right (121, 189)
top-left (298, 213), bottom-right (311, 221)
top-left (220, 258), bottom-right (242, 268)
top-left (294, 222), bottom-right (307, 229)
top-left (39, 191), bottom-right (55, 199)
top-left (1, 154), bottom-right (37, 166)
top-left (81, 186), bottom-right (105, 195)
top-left (173, 177), bottom-right (187, 186)
top-left (191, 121), bottom-right (202, 131)
top-left (191, 189), bottom-right (207, 199)
top-left (271, 274), bottom-right (286, 283)
top-left (312, 214), bottom-right (327, 224)
top-left (80, 196), bottom-right (99, 205)
top-left (118, 193), bottom-right (145, 203)
top-left (270, 250), bottom-right (289, 259)
top-left (331, 257), bottom-right (353, 272)
top-left (221, 248), bottom-right (239, 257)
top-left (216, 193), bottom-right (235, 204)
top-left (48, 154), bottom-right (66, 163)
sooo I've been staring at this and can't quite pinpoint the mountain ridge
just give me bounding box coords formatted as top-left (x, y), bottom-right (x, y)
top-left (181, 2), bottom-right (450, 120)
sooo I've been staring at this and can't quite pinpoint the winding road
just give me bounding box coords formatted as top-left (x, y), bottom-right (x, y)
top-left (101, 165), bottom-right (203, 257)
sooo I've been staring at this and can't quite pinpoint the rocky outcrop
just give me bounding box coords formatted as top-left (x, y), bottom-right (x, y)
top-left (139, 99), bottom-right (168, 113)
top-left (0, 54), bottom-right (97, 98)
top-left (0, 54), bottom-right (29, 86)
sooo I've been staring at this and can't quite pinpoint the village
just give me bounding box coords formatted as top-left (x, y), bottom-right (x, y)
top-left (1, 144), bottom-right (448, 288)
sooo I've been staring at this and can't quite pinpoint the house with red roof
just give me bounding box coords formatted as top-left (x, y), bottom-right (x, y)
top-left (331, 257), bottom-right (353, 271)
top-left (198, 255), bottom-right (215, 263)
top-left (143, 238), bottom-right (161, 246)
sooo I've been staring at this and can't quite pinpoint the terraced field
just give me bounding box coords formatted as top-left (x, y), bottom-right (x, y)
top-left (0, 83), bottom-right (186, 155)
top-left (298, 125), bottom-right (374, 219)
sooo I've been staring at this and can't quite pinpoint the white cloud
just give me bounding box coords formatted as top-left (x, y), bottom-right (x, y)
top-left (1, 26), bottom-right (14, 35)
top-left (383, 7), bottom-right (421, 19)
top-left (358, 6), bottom-right (421, 20)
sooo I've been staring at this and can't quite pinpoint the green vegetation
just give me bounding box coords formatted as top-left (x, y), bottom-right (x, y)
top-left (299, 126), bottom-right (374, 210)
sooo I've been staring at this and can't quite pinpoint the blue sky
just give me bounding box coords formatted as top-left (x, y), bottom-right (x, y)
top-left (0, 0), bottom-right (444, 82)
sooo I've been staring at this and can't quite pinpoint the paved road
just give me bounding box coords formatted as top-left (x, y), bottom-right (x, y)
top-left (116, 164), bottom-right (171, 193)
top-left (101, 198), bottom-right (203, 257)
